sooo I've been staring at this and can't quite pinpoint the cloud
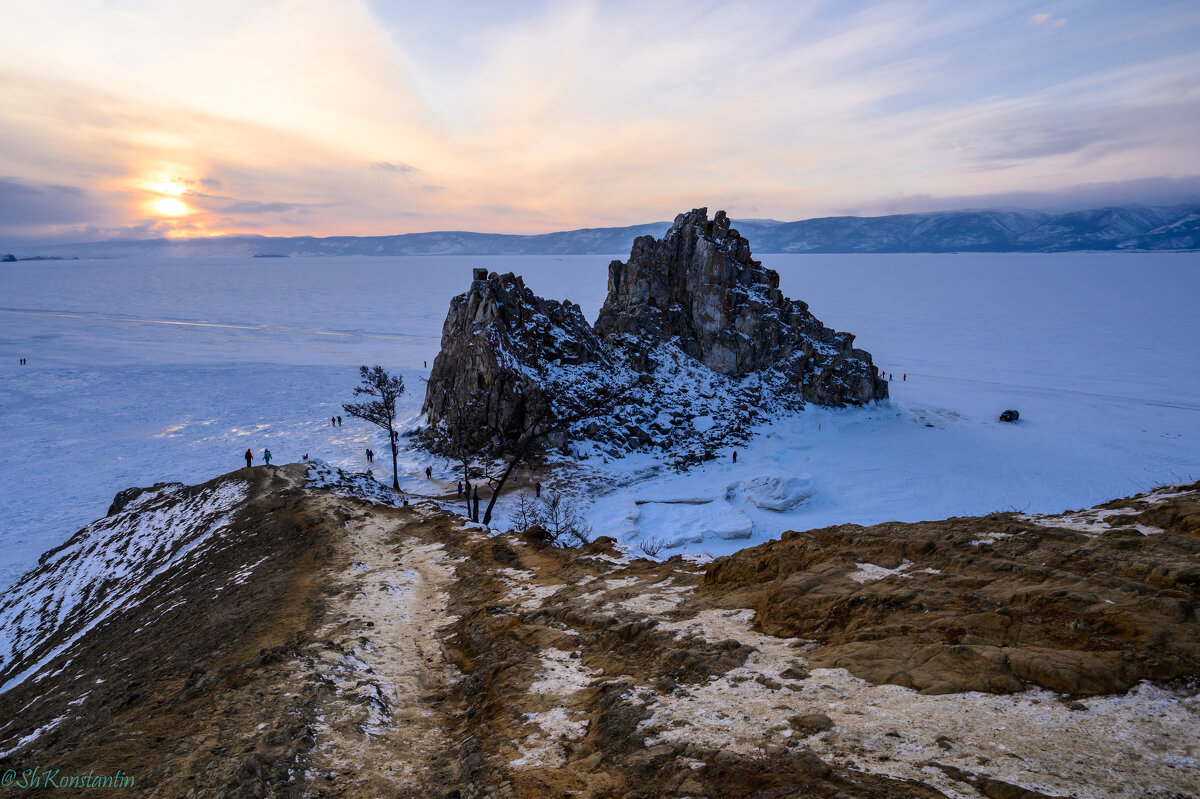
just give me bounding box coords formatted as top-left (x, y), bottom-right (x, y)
top-left (0, 178), bottom-right (99, 226)
top-left (369, 161), bottom-right (419, 174)
top-left (218, 200), bottom-right (322, 215)
top-left (1029, 13), bottom-right (1066, 28)
top-left (0, 1), bottom-right (1197, 242)
top-left (836, 175), bottom-right (1200, 216)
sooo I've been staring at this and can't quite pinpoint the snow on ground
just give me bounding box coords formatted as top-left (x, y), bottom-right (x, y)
top-left (0, 478), bottom-right (247, 693)
top-left (631, 609), bottom-right (1200, 799)
top-left (2, 253), bottom-right (1199, 586)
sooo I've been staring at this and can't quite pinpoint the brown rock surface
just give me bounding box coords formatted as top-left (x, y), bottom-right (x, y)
top-left (703, 481), bottom-right (1200, 697)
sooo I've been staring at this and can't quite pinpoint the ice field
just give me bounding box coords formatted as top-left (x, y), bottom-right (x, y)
top-left (2, 252), bottom-right (1198, 587)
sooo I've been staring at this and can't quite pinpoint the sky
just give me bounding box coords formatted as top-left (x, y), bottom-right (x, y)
top-left (0, 0), bottom-right (1198, 244)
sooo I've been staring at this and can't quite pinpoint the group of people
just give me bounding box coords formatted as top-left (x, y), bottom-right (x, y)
top-left (244, 448), bottom-right (272, 467)
top-left (18, 358), bottom-right (27, 365)
top-left (881, 371), bottom-right (906, 381)
top-left (331, 415), bottom-right (343, 426)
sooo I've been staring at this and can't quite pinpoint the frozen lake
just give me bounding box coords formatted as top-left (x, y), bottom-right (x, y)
top-left (2, 252), bottom-right (1198, 586)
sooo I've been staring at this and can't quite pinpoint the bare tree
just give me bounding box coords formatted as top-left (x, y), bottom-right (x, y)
top-left (478, 376), bottom-right (641, 526)
top-left (509, 490), bottom-right (592, 547)
top-left (537, 492), bottom-right (593, 546)
top-left (512, 490), bottom-right (542, 531)
top-left (637, 537), bottom-right (667, 559)
top-left (423, 369), bottom-right (642, 527)
top-left (343, 365), bottom-right (405, 490)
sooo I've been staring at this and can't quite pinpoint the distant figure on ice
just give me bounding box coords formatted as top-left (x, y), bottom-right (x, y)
top-left (732, 451), bottom-right (738, 463)
top-left (303, 453), bottom-right (309, 461)
top-left (424, 360), bottom-right (427, 368)
top-left (535, 482), bottom-right (541, 497)
top-left (903, 373), bottom-right (907, 381)
top-left (366, 448), bottom-right (374, 463)
top-left (244, 448), bottom-right (252, 468)
top-left (263, 448), bottom-right (272, 465)
top-left (457, 481), bottom-right (462, 496)
top-left (331, 416), bottom-right (336, 426)
top-left (337, 415), bottom-right (343, 426)
top-left (426, 465), bottom-right (433, 479)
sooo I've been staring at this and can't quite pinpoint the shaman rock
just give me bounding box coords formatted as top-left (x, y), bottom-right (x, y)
top-left (594, 208), bottom-right (887, 405)
top-left (421, 270), bottom-right (606, 446)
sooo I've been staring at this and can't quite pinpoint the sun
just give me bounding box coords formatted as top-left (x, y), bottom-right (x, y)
top-left (154, 197), bottom-right (188, 216)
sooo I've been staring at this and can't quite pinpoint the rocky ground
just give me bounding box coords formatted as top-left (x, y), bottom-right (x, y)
top-left (0, 467), bottom-right (1196, 797)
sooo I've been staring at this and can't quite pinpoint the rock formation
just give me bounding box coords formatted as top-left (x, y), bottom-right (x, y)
top-left (422, 211), bottom-right (886, 459)
top-left (596, 208), bottom-right (887, 406)
top-left (422, 268), bottom-right (606, 444)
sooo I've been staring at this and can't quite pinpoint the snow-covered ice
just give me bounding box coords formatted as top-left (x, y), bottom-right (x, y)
top-left (1, 252), bottom-right (1199, 585)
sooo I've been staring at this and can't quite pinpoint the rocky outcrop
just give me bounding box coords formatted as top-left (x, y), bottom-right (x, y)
top-left (422, 268), bottom-right (606, 445)
top-left (422, 211), bottom-right (886, 459)
top-left (702, 480), bottom-right (1200, 697)
top-left (596, 208), bottom-right (887, 405)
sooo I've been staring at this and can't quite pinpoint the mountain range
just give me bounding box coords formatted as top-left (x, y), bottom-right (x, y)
top-left (7, 204), bottom-right (1198, 259)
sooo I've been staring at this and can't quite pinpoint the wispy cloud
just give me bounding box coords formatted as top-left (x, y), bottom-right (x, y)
top-left (369, 161), bottom-right (419, 174)
top-left (1029, 12), bottom-right (1067, 28)
top-left (0, 0), bottom-right (1197, 243)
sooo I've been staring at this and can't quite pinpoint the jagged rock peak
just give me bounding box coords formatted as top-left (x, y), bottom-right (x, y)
top-left (422, 269), bottom-right (606, 445)
top-left (595, 207), bottom-right (887, 405)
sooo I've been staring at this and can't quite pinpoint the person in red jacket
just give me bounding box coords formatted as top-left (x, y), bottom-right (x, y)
top-left (244, 448), bottom-right (252, 467)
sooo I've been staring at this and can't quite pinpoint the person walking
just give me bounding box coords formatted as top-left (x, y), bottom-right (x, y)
top-left (457, 481), bottom-right (462, 496)
top-left (331, 416), bottom-right (336, 426)
top-left (263, 448), bottom-right (272, 465)
top-left (244, 448), bottom-right (253, 468)
top-left (903, 373), bottom-right (907, 381)
top-left (472, 488), bottom-right (480, 522)
top-left (426, 465), bottom-right (433, 479)
top-left (337, 415), bottom-right (343, 426)
top-left (366, 448), bottom-right (374, 463)
top-left (733, 451), bottom-right (738, 464)
top-left (535, 482), bottom-right (542, 498)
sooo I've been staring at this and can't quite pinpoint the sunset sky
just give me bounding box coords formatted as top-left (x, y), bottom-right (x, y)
top-left (1, 0), bottom-right (1198, 244)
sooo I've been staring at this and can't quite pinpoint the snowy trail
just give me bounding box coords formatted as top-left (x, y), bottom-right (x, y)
top-left (305, 496), bottom-right (461, 792)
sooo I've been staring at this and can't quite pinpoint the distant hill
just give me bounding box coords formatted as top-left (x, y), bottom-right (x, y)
top-left (7, 205), bottom-right (1198, 259)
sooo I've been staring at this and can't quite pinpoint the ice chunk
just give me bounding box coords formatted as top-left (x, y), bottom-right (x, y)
top-left (632, 500), bottom-right (753, 546)
top-left (726, 475), bottom-right (815, 512)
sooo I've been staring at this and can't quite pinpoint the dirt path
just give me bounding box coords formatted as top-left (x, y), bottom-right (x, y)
top-left (302, 496), bottom-right (463, 797)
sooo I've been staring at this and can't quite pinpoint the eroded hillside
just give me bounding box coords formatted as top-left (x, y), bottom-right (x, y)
top-left (0, 467), bottom-right (1196, 798)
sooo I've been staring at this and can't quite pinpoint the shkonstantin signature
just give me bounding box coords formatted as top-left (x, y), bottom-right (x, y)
top-left (2, 766), bottom-right (134, 789)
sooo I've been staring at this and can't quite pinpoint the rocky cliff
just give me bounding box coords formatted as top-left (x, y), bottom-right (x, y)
top-left (422, 268), bottom-right (607, 446)
top-left (595, 208), bottom-right (886, 405)
top-left (422, 211), bottom-right (886, 460)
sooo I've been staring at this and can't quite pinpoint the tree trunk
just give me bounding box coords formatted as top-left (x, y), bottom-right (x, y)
top-left (482, 454), bottom-right (523, 526)
top-left (390, 436), bottom-right (400, 490)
